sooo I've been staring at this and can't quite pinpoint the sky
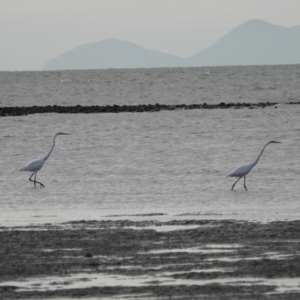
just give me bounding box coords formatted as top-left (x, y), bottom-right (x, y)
top-left (1, 0), bottom-right (300, 71)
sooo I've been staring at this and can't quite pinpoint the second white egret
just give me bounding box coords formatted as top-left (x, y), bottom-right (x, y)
top-left (228, 140), bottom-right (281, 191)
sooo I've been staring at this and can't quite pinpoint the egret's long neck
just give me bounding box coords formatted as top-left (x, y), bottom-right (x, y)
top-left (44, 133), bottom-right (58, 162)
top-left (252, 142), bottom-right (271, 167)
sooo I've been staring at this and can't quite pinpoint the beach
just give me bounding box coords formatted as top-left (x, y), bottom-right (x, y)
top-left (1, 219), bottom-right (300, 299)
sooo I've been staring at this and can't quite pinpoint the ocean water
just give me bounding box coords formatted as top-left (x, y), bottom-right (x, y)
top-left (1, 65), bottom-right (300, 226)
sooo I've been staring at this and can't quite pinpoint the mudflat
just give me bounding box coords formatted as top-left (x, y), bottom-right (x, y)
top-left (1, 219), bottom-right (300, 299)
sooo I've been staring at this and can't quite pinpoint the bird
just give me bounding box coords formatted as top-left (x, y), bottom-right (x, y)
top-left (20, 132), bottom-right (69, 187)
top-left (227, 140), bottom-right (281, 191)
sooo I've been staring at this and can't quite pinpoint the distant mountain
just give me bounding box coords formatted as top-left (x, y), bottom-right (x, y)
top-left (186, 19), bottom-right (300, 66)
top-left (43, 19), bottom-right (300, 70)
top-left (43, 39), bottom-right (185, 70)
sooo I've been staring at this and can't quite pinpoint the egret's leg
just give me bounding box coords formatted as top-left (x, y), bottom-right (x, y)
top-left (29, 171), bottom-right (44, 188)
top-left (244, 176), bottom-right (248, 191)
top-left (29, 172), bottom-right (36, 187)
top-left (35, 172), bottom-right (44, 187)
top-left (231, 177), bottom-right (242, 190)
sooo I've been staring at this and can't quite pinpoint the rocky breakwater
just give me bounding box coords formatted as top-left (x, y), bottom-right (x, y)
top-left (0, 102), bottom-right (278, 117)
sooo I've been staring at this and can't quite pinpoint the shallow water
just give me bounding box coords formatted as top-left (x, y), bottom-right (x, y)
top-left (1, 65), bottom-right (300, 226)
top-left (4, 273), bottom-right (300, 294)
top-left (1, 65), bottom-right (300, 107)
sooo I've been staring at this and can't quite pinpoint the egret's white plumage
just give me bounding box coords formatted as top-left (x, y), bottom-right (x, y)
top-left (228, 140), bottom-right (281, 191)
top-left (20, 132), bottom-right (69, 187)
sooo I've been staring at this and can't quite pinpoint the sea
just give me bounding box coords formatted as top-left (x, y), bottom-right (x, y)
top-left (1, 65), bottom-right (300, 227)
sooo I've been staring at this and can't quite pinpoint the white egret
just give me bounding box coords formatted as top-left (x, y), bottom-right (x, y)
top-left (20, 132), bottom-right (69, 187)
top-left (228, 140), bottom-right (281, 191)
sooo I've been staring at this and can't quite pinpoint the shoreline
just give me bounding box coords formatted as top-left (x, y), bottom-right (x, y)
top-left (1, 219), bottom-right (300, 299)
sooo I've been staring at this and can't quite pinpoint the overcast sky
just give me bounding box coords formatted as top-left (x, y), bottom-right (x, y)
top-left (1, 0), bottom-right (300, 71)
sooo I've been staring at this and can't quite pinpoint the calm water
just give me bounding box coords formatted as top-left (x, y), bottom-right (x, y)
top-left (1, 65), bottom-right (300, 226)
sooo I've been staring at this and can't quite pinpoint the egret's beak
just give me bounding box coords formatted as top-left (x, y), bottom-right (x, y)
top-left (272, 141), bottom-right (281, 143)
top-left (60, 133), bottom-right (70, 135)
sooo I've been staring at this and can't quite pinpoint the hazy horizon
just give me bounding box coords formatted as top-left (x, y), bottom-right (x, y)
top-left (1, 0), bottom-right (300, 71)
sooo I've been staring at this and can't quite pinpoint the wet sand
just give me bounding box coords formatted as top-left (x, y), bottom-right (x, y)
top-left (1, 219), bottom-right (300, 299)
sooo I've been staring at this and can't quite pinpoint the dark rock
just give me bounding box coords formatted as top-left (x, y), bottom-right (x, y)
top-left (0, 101), bottom-right (279, 117)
